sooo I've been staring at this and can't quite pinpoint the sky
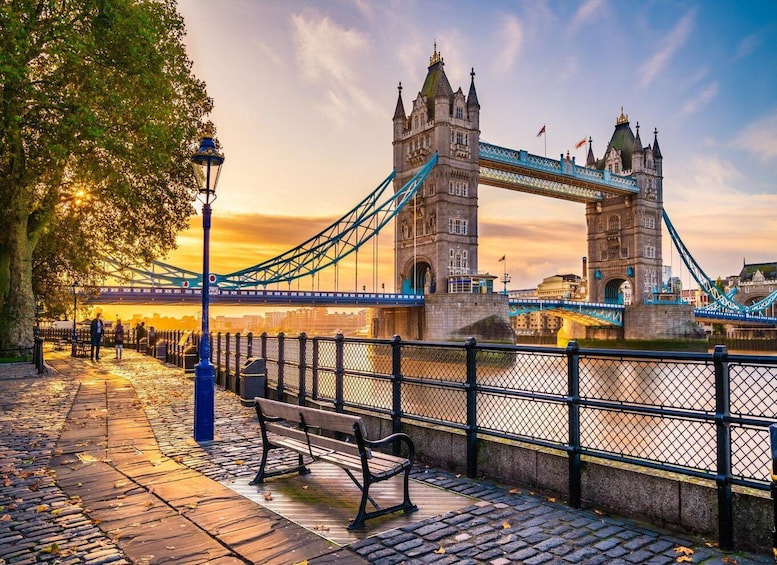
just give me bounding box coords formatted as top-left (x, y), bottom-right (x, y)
top-left (160, 0), bottom-right (777, 298)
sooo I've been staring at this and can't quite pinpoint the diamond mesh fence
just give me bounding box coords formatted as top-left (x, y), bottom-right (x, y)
top-left (478, 392), bottom-right (567, 443)
top-left (401, 344), bottom-right (466, 383)
top-left (580, 408), bottom-right (716, 470)
top-left (401, 382), bottom-right (466, 424)
top-left (343, 373), bottom-right (393, 411)
top-left (729, 362), bottom-right (777, 418)
top-left (731, 425), bottom-right (771, 481)
top-left (579, 356), bottom-right (715, 411)
top-left (479, 349), bottom-right (566, 394)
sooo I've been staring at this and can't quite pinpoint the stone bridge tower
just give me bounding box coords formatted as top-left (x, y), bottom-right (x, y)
top-left (392, 46), bottom-right (480, 295)
top-left (585, 110), bottom-right (665, 305)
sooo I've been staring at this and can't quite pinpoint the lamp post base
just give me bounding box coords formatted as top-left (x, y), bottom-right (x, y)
top-left (193, 359), bottom-right (215, 441)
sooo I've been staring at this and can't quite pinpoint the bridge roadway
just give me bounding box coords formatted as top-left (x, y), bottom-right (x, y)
top-left (91, 286), bottom-right (777, 326)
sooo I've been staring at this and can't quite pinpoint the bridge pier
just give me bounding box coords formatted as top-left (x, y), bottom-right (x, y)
top-left (623, 303), bottom-right (698, 340)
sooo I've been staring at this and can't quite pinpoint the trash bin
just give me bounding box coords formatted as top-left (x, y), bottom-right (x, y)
top-left (154, 339), bottom-right (167, 361)
top-left (138, 337), bottom-right (148, 354)
top-left (240, 357), bottom-right (266, 405)
top-left (183, 345), bottom-right (198, 374)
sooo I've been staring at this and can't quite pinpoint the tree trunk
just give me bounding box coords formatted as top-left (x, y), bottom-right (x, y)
top-left (0, 210), bottom-right (35, 357)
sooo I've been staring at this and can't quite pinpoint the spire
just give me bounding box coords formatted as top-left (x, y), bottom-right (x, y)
top-left (632, 121), bottom-right (642, 152)
top-left (393, 82), bottom-right (406, 121)
top-left (467, 67), bottom-right (480, 108)
top-left (652, 127), bottom-right (662, 159)
top-left (616, 106), bottom-right (628, 125)
top-left (429, 41), bottom-right (442, 66)
top-left (586, 137), bottom-right (596, 167)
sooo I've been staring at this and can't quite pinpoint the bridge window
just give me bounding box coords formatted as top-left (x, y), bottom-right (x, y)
top-left (448, 180), bottom-right (468, 197)
top-left (608, 215), bottom-right (620, 231)
top-left (455, 131), bottom-right (465, 145)
top-left (643, 214), bottom-right (656, 229)
top-left (455, 106), bottom-right (464, 120)
top-left (645, 242), bottom-right (656, 259)
top-left (449, 218), bottom-right (468, 235)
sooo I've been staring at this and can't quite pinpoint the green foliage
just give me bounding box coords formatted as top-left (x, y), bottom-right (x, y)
top-left (0, 0), bottom-right (213, 352)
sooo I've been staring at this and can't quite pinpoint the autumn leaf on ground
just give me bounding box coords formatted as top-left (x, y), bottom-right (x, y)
top-left (676, 557), bottom-right (693, 563)
top-left (594, 509), bottom-right (603, 515)
top-left (114, 481), bottom-right (128, 489)
top-left (263, 492), bottom-right (273, 501)
top-left (36, 504), bottom-right (50, 512)
top-left (39, 543), bottom-right (59, 554)
top-left (546, 497), bottom-right (556, 503)
top-left (502, 521), bottom-right (511, 529)
top-left (674, 546), bottom-right (694, 556)
top-left (509, 488), bottom-right (521, 494)
top-left (293, 561), bottom-right (308, 565)
top-left (0, 515), bottom-right (10, 522)
top-left (235, 459), bottom-right (244, 465)
top-left (434, 547), bottom-right (445, 554)
top-left (721, 556), bottom-right (738, 564)
top-left (187, 503), bottom-right (198, 510)
top-left (302, 485), bottom-right (309, 490)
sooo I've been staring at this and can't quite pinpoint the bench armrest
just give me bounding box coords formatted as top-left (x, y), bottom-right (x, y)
top-left (362, 432), bottom-right (415, 462)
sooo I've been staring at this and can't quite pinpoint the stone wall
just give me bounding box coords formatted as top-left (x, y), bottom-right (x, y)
top-left (624, 303), bottom-right (697, 340)
top-left (423, 293), bottom-right (514, 343)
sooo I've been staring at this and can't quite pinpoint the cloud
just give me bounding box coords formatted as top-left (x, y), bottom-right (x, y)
top-left (494, 14), bottom-right (523, 73)
top-left (730, 109), bottom-right (777, 160)
top-left (638, 10), bottom-right (695, 86)
top-left (289, 13), bottom-right (378, 126)
top-left (567, 0), bottom-right (604, 35)
top-left (735, 30), bottom-right (764, 60)
top-left (680, 82), bottom-right (718, 116)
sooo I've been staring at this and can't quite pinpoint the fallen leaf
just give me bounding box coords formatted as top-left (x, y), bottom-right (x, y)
top-left (502, 521), bottom-right (511, 529)
top-left (509, 488), bottom-right (521, 494)
top-left (263, 492), bottom-right (273, 501)
top-left (676, 557), bottom-right (693, 563)
top-left (434, 547), bottom-right (445, 554)
top-left (0, 515), bottom-right (10, 522)
top-left (674, 546), bottom-right (694, 556)
top-left (546, 497), bottom-right (556, 503)
top-left (302, 485), bottom-right (309, 490)
top-left (235, 459), bottom-right (244, 465)
top-left (114, 481), bottom-right (128, 489)
top-left (721, 557), bottom-right (738, 564)
top-left (594, 509), bottom-right (603, 515)
top-left (36, 504), bottom-right (50, 512)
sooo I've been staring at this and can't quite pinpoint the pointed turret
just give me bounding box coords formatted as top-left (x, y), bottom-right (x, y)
top-left (586, 137), bottom-right (596, 167)
top-left (393, 81), bottom-right (406, 121)
top-left (631, 122), bottom-right (643, 171)
top-left (467, 68), bottom-right (480, 109)
top-left (652, 128), bottom-right (662, 159)
top-left (420, 43), bottom-right (453, 119)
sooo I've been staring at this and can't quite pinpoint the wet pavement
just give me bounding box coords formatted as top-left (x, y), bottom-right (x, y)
top-left (0, 349), bottom-right (773, 564)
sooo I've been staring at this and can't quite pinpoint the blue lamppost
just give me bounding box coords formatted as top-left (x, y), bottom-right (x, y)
top-left (190, 134), bottom-right (224, 442)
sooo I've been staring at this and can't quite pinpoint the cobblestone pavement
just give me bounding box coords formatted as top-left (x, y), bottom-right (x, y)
top-left (0, 350), bottom-right (773, 564)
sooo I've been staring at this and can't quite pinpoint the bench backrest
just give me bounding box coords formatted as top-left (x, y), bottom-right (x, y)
top-left (256, 398), bottom-right (367, 438)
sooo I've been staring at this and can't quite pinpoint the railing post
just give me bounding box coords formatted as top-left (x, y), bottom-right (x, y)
top-left (260, 332), bottom-right (267, 359)
top-left (234, 332), bottom-right (241, 395)
top-left (566, 340), bottom-right (582, 508)
top-left (225, 332), bottom-right (232, 389)
top-left (713, 344), bottom-right (733, 550)
top-left (33, 327), bottom-right (44, 374)
top-left (391, 335), bottom-right (402, 456)
top-left (335, 333), bottom-right (344, 413)
top-left (247, 331), bottom-right (253, 358)
top-left (465, 336), bottom-right (478, 479)
top-left (770, 423), bottom-right (776, 559)
top-left (311, 336), bottom-right (320, 400)
top-left (277, 332), bottom-right (285, 401)
top-left (216, 332), bottom-right (222, 386)
top-left (299, 332), bottom-right (307, 406)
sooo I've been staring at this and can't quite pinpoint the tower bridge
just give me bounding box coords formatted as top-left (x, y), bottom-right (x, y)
top-left (97, 46), bottom-right (776, 343)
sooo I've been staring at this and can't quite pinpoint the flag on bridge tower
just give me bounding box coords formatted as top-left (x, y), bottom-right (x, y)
top-left (575, 137), bottom-right (587, 149)
top-left (498, 255), bottom-right (506, 262)
top-left (536, 125), bottom-right (546, 137)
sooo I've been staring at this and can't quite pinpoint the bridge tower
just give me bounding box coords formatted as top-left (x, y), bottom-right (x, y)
top-left (392, 46), bottom-right (481, 295)
top-left (584, 110), bottom-right (664, 305)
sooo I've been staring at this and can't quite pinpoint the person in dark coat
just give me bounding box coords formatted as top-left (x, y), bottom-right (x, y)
top-left (114, 319), bottom-right (124, 360)
top-left (90, 312), bottom-right (104, 361)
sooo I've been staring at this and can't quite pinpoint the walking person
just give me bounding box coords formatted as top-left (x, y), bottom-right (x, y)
top-left (90, 312), bottom-right (104, 361)
top-left (114, 319), bottom-right (124, 360)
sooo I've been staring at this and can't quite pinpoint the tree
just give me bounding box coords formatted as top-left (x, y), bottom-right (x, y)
top-left (0, 0), bottom-right (213, 355)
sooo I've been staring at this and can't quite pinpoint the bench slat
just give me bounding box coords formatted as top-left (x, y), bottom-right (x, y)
top-left (265, 422), bottom-right (363, 458)
top-left (257, 398), bottom-right (366, 437)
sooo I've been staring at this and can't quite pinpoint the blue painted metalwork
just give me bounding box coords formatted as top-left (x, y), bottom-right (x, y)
top-left (88, 286), bottom-right (425, 307)
top-left (508, 298), bottom-right (624, 326)
top-left (478, 142), bottom-right (639, 202)
top-left (663, 210), bottom-right (777, 316)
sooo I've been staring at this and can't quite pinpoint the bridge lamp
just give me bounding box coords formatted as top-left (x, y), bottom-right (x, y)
top-left (190, 133), bottom-right (224, 442)
top-left (70, 281), bottom-right (81, 357)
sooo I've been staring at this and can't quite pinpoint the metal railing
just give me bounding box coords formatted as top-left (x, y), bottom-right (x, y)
top-left (42, 327), bottom-right (777, 549)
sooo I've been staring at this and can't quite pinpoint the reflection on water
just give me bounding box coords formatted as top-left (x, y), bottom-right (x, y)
top-left (329, 344), bottom-right (776, 482)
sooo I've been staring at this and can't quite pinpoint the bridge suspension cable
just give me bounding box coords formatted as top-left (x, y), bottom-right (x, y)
top-left (663, 209), bottom-right (777, 315)
top-left (104, 154), bottom-right (439, 290)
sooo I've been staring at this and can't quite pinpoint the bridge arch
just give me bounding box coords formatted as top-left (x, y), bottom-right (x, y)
top-left (603, 277), bottom-right (632, 305)
top-left (401, 258), bottom-right (435, 294)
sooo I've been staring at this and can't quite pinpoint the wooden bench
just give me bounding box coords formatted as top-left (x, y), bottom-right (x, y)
top-left (251, 397), bottom-right (418, 530)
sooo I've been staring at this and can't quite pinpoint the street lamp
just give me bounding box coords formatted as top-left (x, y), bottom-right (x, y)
top-left (190, 134), bottom-right (224, 442)
top-left (71, 282), bottom-right (80, 357)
